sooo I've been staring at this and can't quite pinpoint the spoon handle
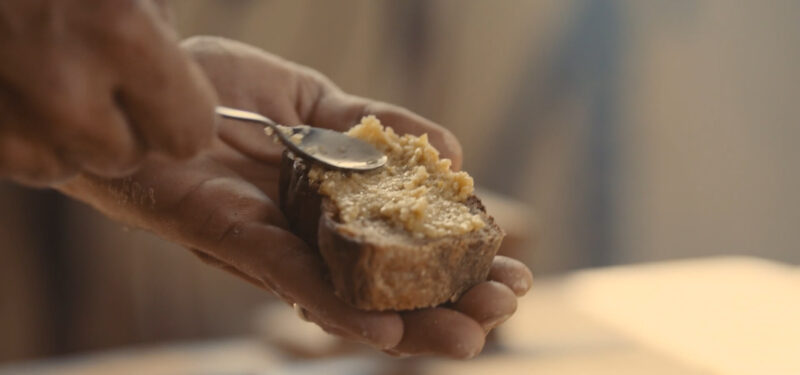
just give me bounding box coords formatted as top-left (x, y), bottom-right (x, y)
top-left (215, 106), bottom-right (281, 132)
top-left (215, 105), bottom-right (301, 152)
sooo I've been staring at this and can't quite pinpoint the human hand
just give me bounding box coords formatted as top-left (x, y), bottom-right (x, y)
top-left (0, 0), bottom-right (217, 186)
top-left (59, 36), bottom-right (532, 358)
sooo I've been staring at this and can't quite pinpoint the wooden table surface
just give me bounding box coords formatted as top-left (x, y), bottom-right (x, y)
top-left (2, 257), bottom-right (797, 375)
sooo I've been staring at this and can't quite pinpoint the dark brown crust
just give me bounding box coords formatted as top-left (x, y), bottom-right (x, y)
top-left (279, 151), bottom-right (322, 247)
top-left (279, 151), bottom-right (504, 311)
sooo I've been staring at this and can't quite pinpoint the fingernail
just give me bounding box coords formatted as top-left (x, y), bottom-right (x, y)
top-left (481, 313), bottom-right (512, 331)
top-left (514, 278), bottom-right (532, 296)
top-left (355, 327), bottom-right (396, 350)
top-left (456, 341), bottom-right (484, 359)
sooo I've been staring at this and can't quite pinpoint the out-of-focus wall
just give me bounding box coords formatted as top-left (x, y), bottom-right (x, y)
top-left (615, 1), bottom-right (800, 264)
top-left (0, 185), bottom-right (269, 361)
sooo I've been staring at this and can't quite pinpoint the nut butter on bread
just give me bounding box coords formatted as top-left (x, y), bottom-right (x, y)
top-left (279, 116), bottom-right (504, 311)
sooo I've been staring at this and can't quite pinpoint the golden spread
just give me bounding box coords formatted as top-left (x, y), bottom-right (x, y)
top-left (308, 116), bottom-right (485, 238)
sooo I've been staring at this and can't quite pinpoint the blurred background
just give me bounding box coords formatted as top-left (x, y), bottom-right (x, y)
top-left (1, 0), bottom-right (798, 364)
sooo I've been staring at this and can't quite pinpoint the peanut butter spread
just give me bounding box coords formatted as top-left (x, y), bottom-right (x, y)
top-left (307, 116), bottom-right (485, 238)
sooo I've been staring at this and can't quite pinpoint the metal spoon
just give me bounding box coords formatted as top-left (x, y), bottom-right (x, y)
top-left (215, 106), bottom-right (387, 171)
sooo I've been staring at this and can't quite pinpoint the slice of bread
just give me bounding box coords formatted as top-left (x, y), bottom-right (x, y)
top-left (277, 117), bottom-right (504, 311)
top-left (279, 151), bottom-right (504, 311)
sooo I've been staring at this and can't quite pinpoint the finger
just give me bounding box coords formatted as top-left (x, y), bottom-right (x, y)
top-left (182, 36), bottom-right (304, 126)
top-left (452, 281), bottom-right (517, 332)
top-left (0, 33), bottom-right (144, 179)
top-left (60, 96), bottom-right (146, 178)
top-left (28, 68), bottom-right (146, 178)
top-left (0, 132), bottom-right (75, 186)
top-left (184, 39), bottom-right (297, 193)
top-left (107, 2), bottom-right (217, 159)
top-left (393, 308), bottom-right (485, 359)
top-left (182, 36), bottom-right (301, 164)
top-left (488, 255), bottom-right (533, 296)
top-left (308, 93), bottom-right (463, 170)
top-left (215, 223), bottom-right (404, 350)
top-left (301, 309), bottom-right (363, 341)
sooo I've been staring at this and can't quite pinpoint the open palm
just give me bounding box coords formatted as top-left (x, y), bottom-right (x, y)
top-left (59, 37), bottom-right (532, 358)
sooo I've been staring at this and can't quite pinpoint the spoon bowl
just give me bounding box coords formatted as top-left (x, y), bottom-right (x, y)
top-left (216, 106), bottom-right (387, 171)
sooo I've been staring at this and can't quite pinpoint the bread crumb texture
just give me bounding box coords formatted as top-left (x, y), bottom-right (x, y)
top-left (308, 116), bottom-right (485, 238)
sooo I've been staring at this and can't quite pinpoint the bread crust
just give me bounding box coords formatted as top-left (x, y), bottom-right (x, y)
top-left (279, 151), bottom-right (504, 311)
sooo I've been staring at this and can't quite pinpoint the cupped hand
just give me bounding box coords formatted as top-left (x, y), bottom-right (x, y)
top-left (58, 36), bottom-right (532, 358)
top-left (0, 0), bottom-right (217, 186)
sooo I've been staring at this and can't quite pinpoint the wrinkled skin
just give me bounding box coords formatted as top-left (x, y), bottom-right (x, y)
top-left (0, 0), bottom-right (217, 186)
top-left (58, 36), bottom-right (533, 358)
